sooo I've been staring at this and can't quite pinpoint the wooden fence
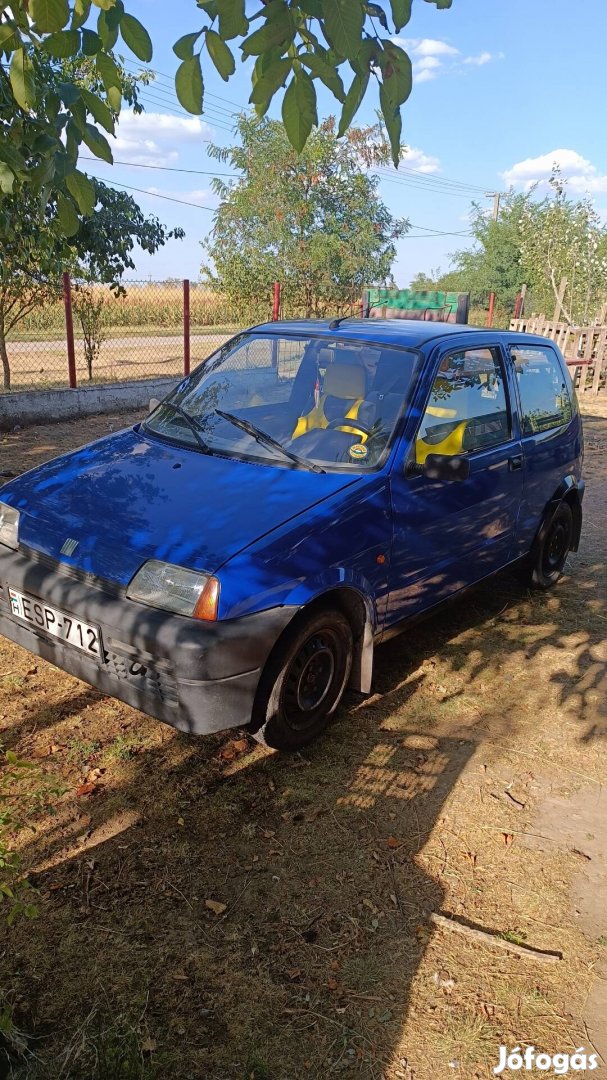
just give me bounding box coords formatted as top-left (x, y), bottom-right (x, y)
top-left (510, 316), bottom-right (606, 395)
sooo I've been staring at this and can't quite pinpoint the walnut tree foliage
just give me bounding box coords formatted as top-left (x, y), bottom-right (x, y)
top-left (202, 114), bottom-right (408, 315)
top-left (1, 0), bottom-right (453, 227)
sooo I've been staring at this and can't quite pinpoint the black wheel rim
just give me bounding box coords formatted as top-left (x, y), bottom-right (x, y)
top-left (542, 518), bottom-right (571, 574)
top-left (282, 630), bottom-right (338, 731)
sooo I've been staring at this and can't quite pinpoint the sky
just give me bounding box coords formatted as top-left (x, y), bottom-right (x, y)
top-left (87, 0), bottom-right (607, 287)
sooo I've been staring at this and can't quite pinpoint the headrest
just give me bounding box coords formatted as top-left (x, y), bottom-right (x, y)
top-left (323, 362), bottom-right (366, 400)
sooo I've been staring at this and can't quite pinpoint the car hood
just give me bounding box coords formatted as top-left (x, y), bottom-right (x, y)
top-left (5, 427), bottom-right (361, 586)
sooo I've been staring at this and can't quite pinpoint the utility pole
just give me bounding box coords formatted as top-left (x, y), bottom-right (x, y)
top-left (485, 191), bottom-right (503, 221)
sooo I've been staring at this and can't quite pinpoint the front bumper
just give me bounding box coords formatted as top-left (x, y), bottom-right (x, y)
top-left (0, 545), bottom-right (298, 735)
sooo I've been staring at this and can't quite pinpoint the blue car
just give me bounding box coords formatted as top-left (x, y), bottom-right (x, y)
top-left (0, 320), bottom-right (583, 751)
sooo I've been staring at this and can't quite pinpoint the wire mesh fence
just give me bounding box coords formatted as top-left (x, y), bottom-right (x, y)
top-left (1, 279), bottom-right (275, 395)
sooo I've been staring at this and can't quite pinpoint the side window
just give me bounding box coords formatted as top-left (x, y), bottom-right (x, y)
top-left (510, 346), bottom-right (573, 436)
top-left (416, 347), bottom-right (510, 463)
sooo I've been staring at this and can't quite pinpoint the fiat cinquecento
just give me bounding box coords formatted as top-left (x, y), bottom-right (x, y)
top-left (0, 320), bottom-right (583, 750)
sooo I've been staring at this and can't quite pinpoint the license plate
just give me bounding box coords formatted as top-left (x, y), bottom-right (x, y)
top-left (8, 587), bottom-right (103, 660)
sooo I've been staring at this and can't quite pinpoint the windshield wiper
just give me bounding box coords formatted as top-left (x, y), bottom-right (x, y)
top-left (215, 409), bottom-right (326, 474)
top-left (148, 402), bottom-right (211, 452)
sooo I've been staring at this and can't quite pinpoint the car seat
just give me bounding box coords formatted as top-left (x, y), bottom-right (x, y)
top-left (291, 358), bottom-right (367, 440)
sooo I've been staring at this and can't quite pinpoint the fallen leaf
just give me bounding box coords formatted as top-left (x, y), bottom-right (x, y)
top-left (287, 968), bottom-right (301, 980)
top-left (141, 1037), bottom-right (157, 1053)
top-left (462, 851), bottom-right (477, 866)
top-left (231, 738), bottom-right (248, 754)
top-left (205, 899), bottom-right (227, 916)
top-left (76, 782), bottom-right (97, 797)
top-left (386, 836), bottom-right (401, 849)
top-left (170, 972), bottom-right (190, 981)
top-left (502, 832), bottom-right (514, 846)
top-left (177, 817), bottom-right (185, 827)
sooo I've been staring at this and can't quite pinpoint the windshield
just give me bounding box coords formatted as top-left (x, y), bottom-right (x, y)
top-left (144, 333), bottom-right (419, 471)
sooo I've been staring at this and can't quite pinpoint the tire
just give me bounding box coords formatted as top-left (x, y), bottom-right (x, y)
top-left (251, 610), bottom-right (353, 751)
top-left (526, 501), bottom-right (574, 590)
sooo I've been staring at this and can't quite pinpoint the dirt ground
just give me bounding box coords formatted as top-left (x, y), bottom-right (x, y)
top-left (0, 399), bottom-right (605, 1080)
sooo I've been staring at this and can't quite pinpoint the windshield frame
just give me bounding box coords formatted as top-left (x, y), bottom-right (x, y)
top-left (142, 330), bottom-right (422, 474)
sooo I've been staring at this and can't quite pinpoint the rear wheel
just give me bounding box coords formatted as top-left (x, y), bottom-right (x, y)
top-left (251, 610), bottom-right (353, 751)
top-left (526, 501), bottom-right (574, 589)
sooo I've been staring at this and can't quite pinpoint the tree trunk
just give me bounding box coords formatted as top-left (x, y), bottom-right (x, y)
top-left (0, 319), bottom-right (11, 391)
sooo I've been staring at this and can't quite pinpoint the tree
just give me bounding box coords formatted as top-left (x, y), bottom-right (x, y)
top-left (202, 115), bottom-right (408, 317)
top-left (518, 173), bottom-right (607, 324)
top-left (439, 175), bottom-right (607, 324)
top-left (0, 179), bottom-right (182, 390)
top-left (436, 192), bottom-right (531, 310)
top-left (0, 0), bottom-right (454, 224)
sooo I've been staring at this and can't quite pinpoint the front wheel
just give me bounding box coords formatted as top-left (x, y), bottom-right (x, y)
top-left (250, 610), bottom-right (353, 751)
top-left (527, 501), bottom-right (574, 589)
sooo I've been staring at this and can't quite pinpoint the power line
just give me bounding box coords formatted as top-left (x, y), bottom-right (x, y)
top-left (81, 156), bottom-right (235, 176)
top-left (90, 175), bottom-right (216, 210)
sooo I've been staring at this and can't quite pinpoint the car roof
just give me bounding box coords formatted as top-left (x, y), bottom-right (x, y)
top-left (250, 318), bottom-right (554, 351)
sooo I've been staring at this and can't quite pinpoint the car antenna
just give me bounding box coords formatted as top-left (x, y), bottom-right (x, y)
top-left (327, 315), bottom-right (355, 331)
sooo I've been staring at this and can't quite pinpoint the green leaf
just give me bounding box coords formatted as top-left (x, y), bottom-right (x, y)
top-left (90, 0), bottom-right (114, 9)
top-left (249, 57), bottom-right (291, 114)
top-left (66, 169), bottom-right (96, 215)
top-left (299, 53), bottom-right (345, 103)
top-left (281, 70), bottom-right (317, 153)
top-left (0, 163), bottom-right (15, 194)
top-left (107, 85), bottom-right (122, 112)
top-left (57, 193), bottom-right (80, 236)
top-left (241, 6), bottom-right (294, 57)
top-left (10, 49), bottom-right (36, 111)
top-left (390, 0), bottom-right (413, 31)
top-left (381, 42), bottom-right (412, 107)
top-left (424, 0), bottom-right (452, 7)
top-left (323, 0), bottom-right (364, 61)
top-left (205, 29), bottom-right (235, 81)
top-left (97, 9), bottom-right (118, 49)
top-left (173, 31), bottom-right (202, 60)
top-left (299, 0), bottom-right (323, 15)
top-left (81, 28), bottom-right (102, 55)
top-left (379, 82), bottom-right (402, 167)
top-left (82, 122), bottom-right (113, 163)
top-left (216, 0), bottom-right (247, 40)
top-left (365, 3), bottom-right (388, 31)
top-left (0, 22), bottom-right (19, 50)
top-left (337, 69), bottom-right (368, 137)
top-left (58, 80), bottom-right (81, 105)
top-left (44, 29), bottom-right (80, 57)
top-left (80, 88), bottom-right (115, 133)
top-left (30, 0), bottom-right (69, 33)
top-left (96, 51), bottom-right (121, 91)
top-left (71, 0), bottom-right (91, 30)
top-left (175, 54), bottom-right (204, 114)
top-left (120, 13), bottom-right (153, 62)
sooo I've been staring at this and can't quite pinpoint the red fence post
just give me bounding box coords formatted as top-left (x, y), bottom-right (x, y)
top-left (63, 272), bottom-right (77, 389)
top-left (272, 281), bottom-right (281, 321)
top-left (487, 291), bottom-right (495, 328)
top-left (183, 279), bottom-right (191, 377)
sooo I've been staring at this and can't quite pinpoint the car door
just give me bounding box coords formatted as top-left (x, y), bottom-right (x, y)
top-left (386, 341), bottom-right (524, 626)
top-left (507, 342), bottom-right (583, 557)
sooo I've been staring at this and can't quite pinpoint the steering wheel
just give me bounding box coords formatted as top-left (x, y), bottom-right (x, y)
top-left (325, 418), bottom-right (372, 441)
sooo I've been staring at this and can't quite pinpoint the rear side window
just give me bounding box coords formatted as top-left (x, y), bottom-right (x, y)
top-left (416, 346), bottom-right (510, 462)
top-left (511, 346), bottom-right (573, 436)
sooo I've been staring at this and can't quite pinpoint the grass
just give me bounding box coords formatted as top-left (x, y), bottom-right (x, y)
top-left (0, 398), bottom-right (605, 1078)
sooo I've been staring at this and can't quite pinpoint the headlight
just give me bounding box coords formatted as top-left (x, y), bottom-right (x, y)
top-left (0, 502), bottom-right (19, 550)
top-left (126, 560), bottom-right (220, 621)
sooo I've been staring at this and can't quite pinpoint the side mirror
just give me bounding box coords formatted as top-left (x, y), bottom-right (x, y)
top-left (423, 453), bottom-right (470, 482)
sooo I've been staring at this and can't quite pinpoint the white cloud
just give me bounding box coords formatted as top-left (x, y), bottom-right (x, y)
top-left (502, 148), bottom-right (607, 194)
top-left (464, 51), bottom-right (494, 66)
top-left (402, 147), bottom-right (441, 174)
top-left (112, 110), bottom-right (213, 167)
top-left (392, 36), bottom-right (500, 83)
top-left (398, 37), bottom-right (460, 57)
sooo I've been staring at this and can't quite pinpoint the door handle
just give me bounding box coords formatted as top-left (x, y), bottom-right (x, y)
top-left (508, 455), bottom-right (523, 471)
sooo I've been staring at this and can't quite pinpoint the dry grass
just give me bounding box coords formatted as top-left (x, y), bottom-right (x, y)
top-left (0, 400), bottom-right (605, 1079)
